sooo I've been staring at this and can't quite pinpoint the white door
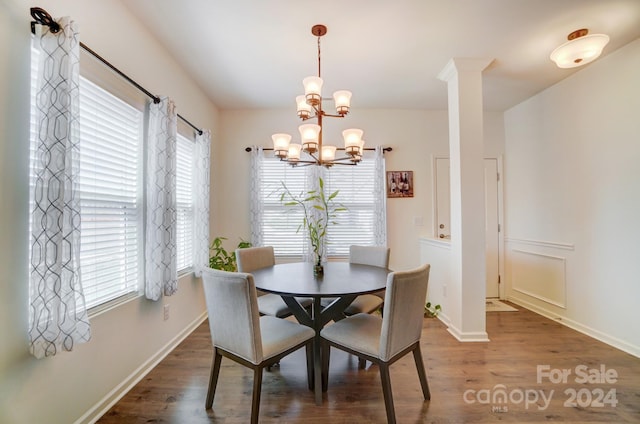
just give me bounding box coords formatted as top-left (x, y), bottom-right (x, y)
top-left (434, 158), bottom-right (501, 298)
top-left (435, 157), bottom-right (451, 240)
top-left (484, 159), bottom-right (500, 298)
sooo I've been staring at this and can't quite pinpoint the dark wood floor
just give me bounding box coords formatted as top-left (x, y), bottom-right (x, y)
top-left (99, 304), bottom-right (640, 423)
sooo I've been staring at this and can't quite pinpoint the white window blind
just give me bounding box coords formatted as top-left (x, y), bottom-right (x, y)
top-left (259, 152), bottom-right (379, 258)
top-left (260, 159), bottom-right (310, 257)
top-left (323, 153), bottom-right (378, 257)
top-left (176, 133), bottom-right (195, 271)
top-left (30, 47), bottom-right (143, 310)
top-left (76, 78), bottom-right (142, 309)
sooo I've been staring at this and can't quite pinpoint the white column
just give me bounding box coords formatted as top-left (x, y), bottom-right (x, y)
top-left (438, 58), bottom-right (492, 341)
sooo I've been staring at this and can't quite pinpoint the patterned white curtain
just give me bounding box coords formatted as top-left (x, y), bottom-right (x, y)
top-left (145, 97), bottom-right (178, 300)
top-left (28, 17), bottom-right (91, 358)
top-left (249, 146), bottom-right (264, 247)
top-left (193, 129), bottom-right (211, 277)
top-left (373, 146), bottom-right (388, 245)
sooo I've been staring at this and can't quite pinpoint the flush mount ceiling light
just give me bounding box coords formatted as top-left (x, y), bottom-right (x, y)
top-left (272, 24), bottom-right (365, 167)
top-left (550, 28), bottom-right (610, 69)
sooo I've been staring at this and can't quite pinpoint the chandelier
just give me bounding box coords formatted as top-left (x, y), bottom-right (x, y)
top-left (271, 24), bottom-right (364, 167)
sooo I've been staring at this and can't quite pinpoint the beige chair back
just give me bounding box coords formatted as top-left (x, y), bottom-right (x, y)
top-left (201, 267), bottom-right (264, 364)
top-left (236, 246), bottom-right (275, 272)
top-left (349, 245), bottom-right (390, 268)
top-left (379, 263), bottom-right (430, 361)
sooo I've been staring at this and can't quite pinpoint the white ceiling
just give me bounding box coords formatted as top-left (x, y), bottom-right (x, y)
top-left (120, 0), bottom-right (640, 112)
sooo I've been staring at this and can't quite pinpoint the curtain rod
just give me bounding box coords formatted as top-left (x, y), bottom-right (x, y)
top-left (245, 147), bottom-right (392, 153)
top-left (29, 7), bottom-right (203, 136)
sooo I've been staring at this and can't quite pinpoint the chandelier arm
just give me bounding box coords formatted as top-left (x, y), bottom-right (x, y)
top-left (307, 150), bottom-right (320, 162)
top-left (300, 114), bottom-right (320, 122)
top-left (279, 158), bottom-right (318, 165)
top-left (245, 146), bottom-right (392, 153)
top-left (311, 102), bottom-right (323, 116)
top-left (321, 113), bottom-right (346, 119)
top-left (326, 161), bottom-right (357, 166)
top-left (329, 155), bottom-right (358, 162)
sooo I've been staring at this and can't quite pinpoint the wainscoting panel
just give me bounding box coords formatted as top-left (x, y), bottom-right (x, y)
top-left (511, 248), bottom-right (566, 308)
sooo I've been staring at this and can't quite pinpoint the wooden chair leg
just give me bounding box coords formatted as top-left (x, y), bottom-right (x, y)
top-left (250, 368), bottom-right (263, 424)
top-left (412, 344), bottom-right (431, 400)
top-left (321, 340), bottom-right (330, 392)
top-left (358, 358), bottom-right (367, 369)
top-left (206, 349), bottom-right (223, 409)
top-left (379, 363), bottom-right (396, 424)
top-left (306, 343), bottom-right (314, 390)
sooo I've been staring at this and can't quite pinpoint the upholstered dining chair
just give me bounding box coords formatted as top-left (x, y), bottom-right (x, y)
top-left (201, 267), bottom-right (315, 424)
top-left (343, 245), bottom-right (390, 316)
top-left (320, 263), bottom-right (431, 424)
top-left (236, 246), bottom-right (312, 317)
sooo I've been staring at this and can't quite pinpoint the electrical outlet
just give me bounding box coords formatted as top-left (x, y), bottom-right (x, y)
top-left (442, 285), bottom-right (447, 297)
top-left (163, 304), bottom-right (170, 321)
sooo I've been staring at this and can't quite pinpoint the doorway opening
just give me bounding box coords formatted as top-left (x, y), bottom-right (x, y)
top-left (433, 156), bottom-right (504, 299)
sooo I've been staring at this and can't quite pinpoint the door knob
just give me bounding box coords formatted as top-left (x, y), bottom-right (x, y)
top-left (439, 224), bottom-right (445, 229)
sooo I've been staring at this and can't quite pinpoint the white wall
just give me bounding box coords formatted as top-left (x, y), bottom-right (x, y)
top-left (0, 1), bottom-right (218, 422)
top-left (503, 38), bottom-right (640, 356)
top-left (217, 108), bottom-right (504, 271)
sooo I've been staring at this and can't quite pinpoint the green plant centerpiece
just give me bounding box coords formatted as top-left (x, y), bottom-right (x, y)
top-left (209, 236), bottom-right (251, 271)
top-left (280, 177), bottom-right (346, 276)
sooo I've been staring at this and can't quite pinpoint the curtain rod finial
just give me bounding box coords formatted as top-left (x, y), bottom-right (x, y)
top-left (30, 7), bottom-right (60, 34)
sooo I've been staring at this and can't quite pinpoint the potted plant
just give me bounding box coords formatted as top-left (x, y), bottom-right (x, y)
top-left (209, 236), bottom-right (251, 271)
top-left (280, 177), bottom-right (346, 275)
top-left (424, 301), bottom-right (442, 318)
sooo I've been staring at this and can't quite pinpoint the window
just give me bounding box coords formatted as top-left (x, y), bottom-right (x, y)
top-left (29, 42), bottom-right (203, 314)
top-left (257, 150), bottom-right (383, 259)
top-left (76, 78), bottom-right (143, 309)
top-left (323, 157), bottom-right (379, 257)
top-left (176, 133), bottom-right (195, 271)
top-left (30, 48), bottom-right (144, 310)
top-left (260, 160), bottom-right (309, 257)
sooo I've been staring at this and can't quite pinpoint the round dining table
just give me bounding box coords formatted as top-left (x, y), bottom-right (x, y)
top-left (251, 261), bottom-right (391, 405)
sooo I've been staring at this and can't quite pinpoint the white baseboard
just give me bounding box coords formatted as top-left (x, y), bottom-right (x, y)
top-left (508, 296), bottom-right (639, 359)
top-left (436, 311), bottom-right (450, 327)
top-left (75, 312), bottom-right (208, 424)
top-left (435, 312), bottom-right (490, 342)
top-left (446, 324), bottom-right (490, 342)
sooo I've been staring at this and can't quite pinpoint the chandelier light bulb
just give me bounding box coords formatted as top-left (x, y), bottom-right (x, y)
top-left (342, 128), bottom-right (363, 155)
top-left (296, 95), bottom-right (312, 119)
top-left (348, 139), bottom-right (365, 159)
top-left (272, 133), bottom-right (292, 159)
top-left (287, 143), bottom-right (302, 161)
top-left (299, 124), bottom-right (321, 153)
top-left (333, 90), bottom-right (352, 115)
top-left (321, 145), bottom-right (337, 162)
top-left (303, 76), bottom-right (323, 105)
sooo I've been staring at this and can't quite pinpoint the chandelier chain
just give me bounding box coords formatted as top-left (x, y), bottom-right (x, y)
top-left (317, 35), bottom-right (321, 79)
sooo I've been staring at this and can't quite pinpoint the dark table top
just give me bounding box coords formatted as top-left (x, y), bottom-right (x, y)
top-left (251, 261), bottom-right (390, 298)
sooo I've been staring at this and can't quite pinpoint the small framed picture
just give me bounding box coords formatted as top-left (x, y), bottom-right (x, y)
top-left (387, 171), bottom-right (413, 198)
